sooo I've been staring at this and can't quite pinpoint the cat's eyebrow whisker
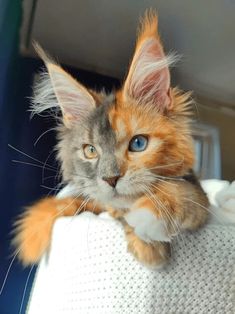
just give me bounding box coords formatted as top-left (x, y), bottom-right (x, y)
top-left (12, 160), bottom-right (58, 172)
top-left (34, 127), bottom-right (56, 147)
top-left (8, 144), bottom-right (57, 170)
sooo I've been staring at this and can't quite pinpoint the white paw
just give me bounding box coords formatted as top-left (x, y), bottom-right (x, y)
top-left (124, 209), bottom-right (171, 243)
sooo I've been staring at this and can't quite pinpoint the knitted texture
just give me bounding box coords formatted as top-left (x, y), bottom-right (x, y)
top-left (27, 211), bottom-right (235, 314)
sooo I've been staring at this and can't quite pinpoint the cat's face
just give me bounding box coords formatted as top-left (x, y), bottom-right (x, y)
top-left (57, 90), bottom-right (194, 208)
top-left (33, 12), bottom-right (194, 209)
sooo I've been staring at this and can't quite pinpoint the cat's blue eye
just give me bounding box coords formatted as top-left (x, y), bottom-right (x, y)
top-left (128, 135), bottom-right (148, 152)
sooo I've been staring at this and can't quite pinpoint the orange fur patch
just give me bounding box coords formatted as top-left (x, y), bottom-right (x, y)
top-left (12, 197), bottom-right (102, 265)
top-left (109, 88), bottom-right (194, 179)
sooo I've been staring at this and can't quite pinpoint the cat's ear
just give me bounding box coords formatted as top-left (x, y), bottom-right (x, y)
top-left (123, 11), bottom-right (175, 112)
top-left (46, 64), bottom-right (96, 128)
top-left (32, 43), bottom-right (95, 128)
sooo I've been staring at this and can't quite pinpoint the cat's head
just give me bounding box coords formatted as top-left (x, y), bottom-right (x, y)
top-left (32, 11), bottom-right (194, 209)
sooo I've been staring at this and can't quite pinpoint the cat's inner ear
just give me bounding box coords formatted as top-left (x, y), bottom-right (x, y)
top-left (47, 63), bottom-right (95, 127)
top-left (123, 12), bottom-right (175, 112)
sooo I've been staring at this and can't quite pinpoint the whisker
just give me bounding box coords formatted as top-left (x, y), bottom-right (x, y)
top-left (40, 184), bottom-right (61, 192)
top-left (42, 175), bottom-right (57, 182)
top-left (12, 160), bottom-right (58, 173)
top-left (183, 197), bottom-right (225, 225)
top-left (86, 202), bottom-right (98, 258)
top-left (137, 183), bottom-right (185, 250)
top-left (68, 196), bottom-right (90, 220)
top-left (149, 182), bottom-right (174, 196)
top-left (45, 182), bottom-right (62, 198)
top-left (58, 196), bottom-right (93, 261)
top-left (18, 265), bottom-right (35, 314)
top-left (34, 128), bottom-right (56, 147)
top-left (149, 184), bottom-right (187, 248)
top-left (42, 149), bottom-right (58, 182)
top-left (0, 251), bottom-right (18, 295)
top-left (152, 174), bottom-right (185, 182)
top-left (136, 184), bottom-right (166, 222)
top-left (8, 144), bottom-right (56, 170)
top-left (138, 184), bottom-right (177, 247)
top-left (1, 187), bottom-right (91, 295)
top-left (147, 159), bottom-right (184, 171)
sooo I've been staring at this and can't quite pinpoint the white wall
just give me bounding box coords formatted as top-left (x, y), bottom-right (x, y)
top-left (22, 0), bottom-right (235, 106)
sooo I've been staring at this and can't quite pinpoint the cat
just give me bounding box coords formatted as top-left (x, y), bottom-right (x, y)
top-left (12, 11), bottom-right (209, 268)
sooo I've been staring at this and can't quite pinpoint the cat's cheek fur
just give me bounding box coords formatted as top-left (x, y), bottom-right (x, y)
top-left (97, 177), bottom-right (113, 193)
top-left (124, 209), bottom-right (171, 243)
top-left (95, 178), bottom-right (117, 203)
top-left (116, 178), bottom-right (142, 196)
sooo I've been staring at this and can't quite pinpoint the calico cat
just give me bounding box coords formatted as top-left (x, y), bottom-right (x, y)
top-left (13, 11), bottom-right (209, 268)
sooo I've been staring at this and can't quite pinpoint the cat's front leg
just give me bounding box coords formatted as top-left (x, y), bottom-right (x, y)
top-left (124, 196), bottom-right (172, 268)
top-left (124, 224), bottom-right (171, 268)
top-left (125, 208), bottom-right (171, 243)
top-left (12, 197), bottom-right (102, 266)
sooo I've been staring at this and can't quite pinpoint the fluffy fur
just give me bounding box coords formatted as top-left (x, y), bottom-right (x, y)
top-left (13, 11), bottom-right (209, 268)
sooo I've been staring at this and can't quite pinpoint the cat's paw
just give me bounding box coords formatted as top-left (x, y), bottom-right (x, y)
top-left (124, 209), bottom-right (171, 243)
top-left (125, 226), bottom-right (171, 268)
top-left (12, 197), bottom-right (78, 265)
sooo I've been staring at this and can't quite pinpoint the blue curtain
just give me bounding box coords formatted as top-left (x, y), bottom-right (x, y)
top-left (0, 1), bottom-right (37, 313)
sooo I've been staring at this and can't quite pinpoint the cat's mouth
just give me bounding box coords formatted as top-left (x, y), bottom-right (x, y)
top-left (98, 188), bottom-right (137, 210)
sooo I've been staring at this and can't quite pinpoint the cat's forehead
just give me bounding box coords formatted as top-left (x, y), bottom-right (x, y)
top-left (108, 100), bottom-right (157, 142)
top-left (88, 99), bottom-right (116, 148)
top-left (88, 91), bottom-right (159, 146)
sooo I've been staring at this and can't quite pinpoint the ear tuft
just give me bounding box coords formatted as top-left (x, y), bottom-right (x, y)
top-left (123, 10), bottom-right (178, 112)
top-left (137, 9), bottom-right (159, 44)
top-left (33, 41), bottom-right (56, 65)
top-left (31, 44), bottom-right (95, 128)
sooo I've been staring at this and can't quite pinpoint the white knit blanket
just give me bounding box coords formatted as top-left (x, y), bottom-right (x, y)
top-left (27, 180), bottom-right (235, 314)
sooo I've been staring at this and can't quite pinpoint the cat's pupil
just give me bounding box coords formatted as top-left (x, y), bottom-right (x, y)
top-left (129, 135), bottom-right (148, 152)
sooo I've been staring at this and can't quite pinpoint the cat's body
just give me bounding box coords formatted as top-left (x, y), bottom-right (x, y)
top-left (13, 11), bottom-right (209, 268)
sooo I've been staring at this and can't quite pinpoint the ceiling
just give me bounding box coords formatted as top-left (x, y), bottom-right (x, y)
top-left (21, 0), bottom-right (235, 107)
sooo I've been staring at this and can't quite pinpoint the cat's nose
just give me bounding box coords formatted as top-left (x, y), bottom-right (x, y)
top-left (102, 175), bottom-right (120, 188)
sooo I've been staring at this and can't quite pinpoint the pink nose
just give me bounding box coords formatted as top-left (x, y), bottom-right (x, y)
top-left (102, 176), bottom-right (120, 188)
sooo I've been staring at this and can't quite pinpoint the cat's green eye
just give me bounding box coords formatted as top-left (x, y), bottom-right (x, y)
top-left (83, 144), bottom-right (98, 159)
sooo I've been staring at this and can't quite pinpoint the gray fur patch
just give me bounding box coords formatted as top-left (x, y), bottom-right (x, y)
top-left (56, 94), bottom-right (125, 204)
